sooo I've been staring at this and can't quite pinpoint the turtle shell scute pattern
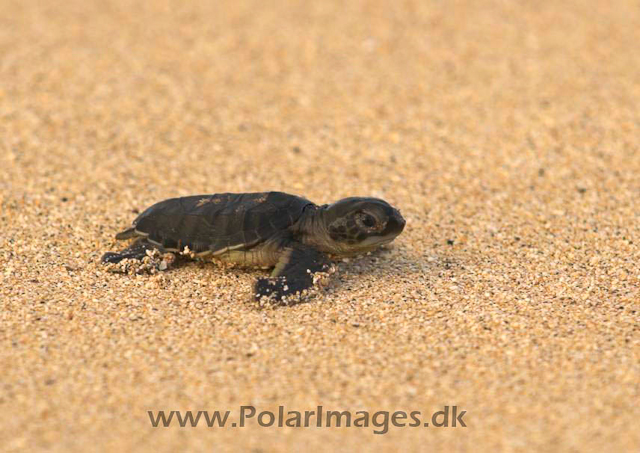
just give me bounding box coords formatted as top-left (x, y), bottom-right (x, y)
top-left (130, 192), bottom-right (313, 254)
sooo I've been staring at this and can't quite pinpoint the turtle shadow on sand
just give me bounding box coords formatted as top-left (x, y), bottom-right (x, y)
top-left (322, 244), bottom-right (466, 303)
top-left (101, 241), bottom-right (465, 308)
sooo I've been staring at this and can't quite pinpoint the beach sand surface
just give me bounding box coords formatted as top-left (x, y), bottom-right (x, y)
top-left (1, 0), bottom-right (639, 451)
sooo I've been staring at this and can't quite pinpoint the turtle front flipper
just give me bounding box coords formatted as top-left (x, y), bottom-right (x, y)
top-left (254, 246), bottom-right (331, 304)
top-left (101, 238), bottom-right (163, 263)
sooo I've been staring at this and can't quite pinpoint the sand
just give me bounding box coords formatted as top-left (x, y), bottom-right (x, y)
top-left (1, 0), bottom-right (639, 451)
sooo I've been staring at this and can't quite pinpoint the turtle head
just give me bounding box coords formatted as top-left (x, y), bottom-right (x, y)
top-left (320, 197), bottom-right (405, 254)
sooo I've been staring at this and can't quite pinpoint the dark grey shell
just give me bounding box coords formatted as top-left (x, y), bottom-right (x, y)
top-left (118, 192), bottom-right (314, 255)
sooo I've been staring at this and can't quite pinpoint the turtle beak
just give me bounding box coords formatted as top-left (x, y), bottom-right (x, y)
top-left (394, 210), bottom-right (406, 232)
top-left (386, 209), bottom-right (406, 236)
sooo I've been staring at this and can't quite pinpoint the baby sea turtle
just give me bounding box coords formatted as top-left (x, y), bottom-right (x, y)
top-left (102, 192), bottom-right (405, 302)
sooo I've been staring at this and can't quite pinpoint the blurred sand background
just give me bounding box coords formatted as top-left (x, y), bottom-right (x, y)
top-left (1, 0), bottom-right (639, 451)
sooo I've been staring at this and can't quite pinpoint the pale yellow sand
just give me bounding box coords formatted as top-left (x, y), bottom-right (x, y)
top-left (1, 0), bottom-right (639, 451)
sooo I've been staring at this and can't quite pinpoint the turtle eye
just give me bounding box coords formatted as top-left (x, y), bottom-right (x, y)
top-left (361, 213), bottom-right (376, 228)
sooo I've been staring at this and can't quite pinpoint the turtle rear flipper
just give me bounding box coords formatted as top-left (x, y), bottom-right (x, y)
top-left (254, 246), bottom-right (330, 303)
top-left (101, 238), bottom-right (162, 263)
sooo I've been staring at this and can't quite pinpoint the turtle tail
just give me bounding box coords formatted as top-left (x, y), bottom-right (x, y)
top-left (115, 227), bottom-right (137, 240)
